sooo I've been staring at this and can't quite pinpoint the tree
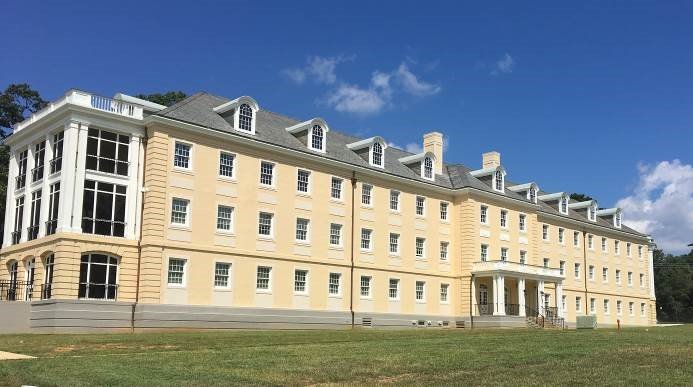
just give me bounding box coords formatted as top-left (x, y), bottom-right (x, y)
top-left (134, 91), bottom-right (187, 107)
top-left (654, 248), bottom-right (693, 322)
top-left (569, 193), bottom-right (593, 202)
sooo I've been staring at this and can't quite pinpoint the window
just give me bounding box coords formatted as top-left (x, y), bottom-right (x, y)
top-left (86, 129), bottom-right (130, 175)
top-left (258, 212), bottom-right (273, 237)
top-left (389, 233), bottom-right (400, 254)
top-left (256, 266), bottom-right (271, 290)
top-left (588, 234), bottom-right (594, 249)
top-left (589, 265), bottom-right (595, 280)
top-left (360, 276), bottom-right (371, 297)
top-left (26, 189), bottom-right (41, 241)
top-left (519, 250), bottom-right (526, 265)
top-left (297, 169), bottom-right (311, 193)
top-left (389, 278), bottom-right (400, 300)
top-left (590, 298), bottom-right (596, 314)
top-left (440, 283), bottom-right (449, 303)
top-left (589, 204), bottom-right (597, 221)
top-left (494, 169), bottom-right (504, 191)
top-left (614, 212), bottom-right (621, 228)
top-left (559, 261), bottom-right (566, 276)
top-left (32, 141), bottom-right (46, 182)
top-left (50, 131), bottom-right (64, 174)
top-left (82, 180), bottom-right (127, 237)
top-left (238, 103), bottom-right (253, 132)
top-left (542, 225), bottom-right (549, 240)
top-left (329, 273), bottom-right (341, 295)
top-left (170, 198), bottom-right (189, 226)
top-left (294, 270), bottom-right (308, 293)
top-left (415, 237), bottom-right (426, 258)
top-left (604, 299), bottom-right (610, 314)
top-left (79, 253), bottom-right (119, 300)
top-left (440, 202), bottom-right (449, 221)
top-left (167, 258), bottom-right (186, 286)
top-left (389, 190), bottom-right (400, 211)
top-left (416, 196), bottom-right (425, 216)
top-left (601, 237), bottom-right (607, 252)
top-left (543, 258), bottom-right (550, 268)
top-left (214, 263), bottom-right (231, 288)
top-left (260, 161), bottom-right (274, 186)
top-left (576, 296), bottom-right (582, 313)
top-left (295, 218), bottom-right (309, 242)
top-left (415, 281), bottom-right (426, 301)
top-left (501, 247), bottom-right (508, 262)
top-left (331, 177), bottom-right (343, 200)
top-left (42, 254), bottom-right (55, 299)
top-left (46, 183), bottom-right (60, 236)
top-left (361, 229), bottom-right (372, 250)
top-left (370, 142), bottom-right (383, 167)
top-left (330, 223), bottom-right (342, 246)
top-left (617, 300), bottom-right (622, 315)
top-left (361, 184), bottom-right (373, 206)
top-left (440, 242), bottom-right (449, 261)
top-left (558, 228), bottom-right (564, 244)
top-left (641, 303), bottom-right (646, 317)
top-left (310, 125), bottom-right (324, 151)
top-left (423, 156), bottom-right (434, 179)
top-left (615, 241), bottom-right (620, 255)
top-left (219, 152), bottom-right (235, 178)
top-left (172, 141), bottom-right (190, 170)
top-left (12, 196), bottom-right (24, 244)
top-left (16, 149), bottom-right (28, 189)
top-left (629, 302), bottom-right (634, 316)
top-left (616, 270), bottom-right (621, 285)
top-left (528, 186), bottom-right (537, 203)
top-left (519, 214), bottom-right (526, 232)
top-left (640, 274), bottom-right (645, 287)
top-left (560, 196), bottom-right (568, 214)
top-left (500, 210), bottom-right (507, 228)
top-left (573, 231), bottom-right (579, 247)
top-left (480, 244), bottom-right (488, 261)
top-left (480, 205), bottom-right (488, 224)
top-left (627, 242), bottom-right (632, 257)
top-left (574, 263), bottom-right (581, 278)
top-left (638, 245), bottom-right (643, 259)
top-left (602, 267), bottom-right (609, 282)
top-left (216, 205), bottom-right (234, 232)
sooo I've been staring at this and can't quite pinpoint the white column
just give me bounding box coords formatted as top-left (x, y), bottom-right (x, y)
top-left (556, 282), bottom-right (564, 318)
top-left (125, 135), bottom-right (143, 240)
top-left (38, 133), bottom-right (52, 238)
top-left (492, 275), bottom-right (498, 315)
top-left (537, 280), bottom-right (545, 315)
top-left (518, 278), bottom-right (526, 317)
top-left (493, 275), bottom-right (506, 316)
top-left (499, 275), bottom-right (506, 315)
top-left (471, 276), bottom-right (477, 316)
top-left (3, 151), bottom-right (18, 246)
top-left (648, 239), bottom-right (656, 299)
top-left (20, 144), bottom-right (36, 243)
top-left (57, 120), bottom-right (81, 233)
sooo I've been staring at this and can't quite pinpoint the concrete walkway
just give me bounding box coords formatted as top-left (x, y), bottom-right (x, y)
top-left (0, 351), bottom-right (35, 360)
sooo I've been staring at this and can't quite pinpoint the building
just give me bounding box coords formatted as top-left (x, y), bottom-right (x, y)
top-left (0, 89), bottom-right (657, 332)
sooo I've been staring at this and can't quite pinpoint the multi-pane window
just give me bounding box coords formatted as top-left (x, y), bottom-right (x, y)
top-left (82, 180), bottom-right (127, 237)
top-left (480, 205), bottom-right (488, 224)
top-left (626, 242), bottom-right (632, 257)
top-left (297, 169), bottom-right (311, 193)
top-left (310, 125), bottom-right (324, 151)
top-left (415, 281), bottom-right (425, 301)
top-left (360, 276), bottom-right (371, 297)
top-left (614, 213), bottom-right (621, 228)
top-left (12, 196), bottom-right (24, 244)
top-left (260, 161), bottom-right (274, 186)
top-left (295, 218), bottom-right (309, 241)
top-left (331, 177), bottom-right (343, 200)
top-left (330, 223), bottom-right (342, 246)
top-left (559, 261), bottom-right (565, 276)
top-left (423, 157), bottom-right (434, 179)
top-left (641, 303), bottom-right (646, 317)
top-left (604, 299), bottom-right (610, 314)
top-left (46, 183), bottom-right (60, 236)
top-left (576, 297), bottom-right (582, 313)
top-left (601, 237), bottom-right (607, 252)
top-left (42, 254), bottom-right (55, 299)
top-left (542, 225), bottom-right (549, 240)
top-left (214, 263), bottom-right (231, 288)
top-left (219, 152), bottom-right (235, 178)
top-left (602, 267), bottom-right (609, 282)
top-left (519, 250), bottom-right (526, 265)
top-left (16, 149), bottom-right (28, 189)
top-left (589, 205), bottom-right (596, 221)
top-left (258, 212), bottom-right (273, 237)
top-left (494, 170), bottom-right (503, 191)
top-left (389, 190), bottom-right (400, 211)
top-left (415, 196), bottom-right (425, 216)
top-left (500, 210), bottom-right (507, 228)
top-left (170, 198), bottom-right (189, 226)
top-left (50, 131), bottom-right (64, 174)
top-left (480, 244), bottom-right (488, 261)
top-left (389, 278), bottom-right (400, 299)
top-left (560, 196), bottom-right (568, 214)
top-left (361, 229), bottom-right (372, 250)
top-left (167, 258), bottom-right (186, 285)
top-left (440, 283), bottom-right (449, 303)
top-left (590, 298), bottom-right (596, 314)
top-left (86, 129), bottom-right (129, 175)
top-left (616, 270), bottom-right (621, 284)
top-left (28, 190), bottom-right (41, 241)
top-left (528, 187), bottom-right (537, 203)
top-left (519, 214), bottom-right (526, 231)
top-left (501, 247), bottom-right (508, 262)
top-left (543, 258), bottom-right (550, 268)
top-left (32, 141), bottom-right (46, 182)
top-left (361, 184), bottom-right (372, 206)
top-left (640, 274), bottom-right (645, 287)
top-left (629, 302), bottom-right (635, 316)
top-left (614, 241), bottom-right (620, 255)
top-left (216, 205), bottom-right (234, 231)
top-left (328, 273), bottom-right (341, 295)
top-left (173, 141), bottom-right (191, 169)
top-left (371, 142), bottom-right (383, 167)
top-left (575, 262), bottom-right (582, 278)
top-left (588, 234), bottom-right (594, 249)
top-left (79, 254), bottom-right (119, 300)
top-left (238, 104), bottom-right (253, 131)
top-left (389, 233), bottom-right (399, 254)
top-left (573, 231), bottom-right (579, 247)
top-left (617, 300), bottom-right (622, 315)
top-left (440, 242), bottom-right (449, 261)
top-left (415, 237), bottom-right (425, 258)
top-left (558, 228), bottom-right (564, 244)
top-left (589, 265), bottom-right (595, 280)
top-left (440, 202), bottom-right (448, 221)
top-left (638, 245), bottom-right (643, 259)
top-left (294, 269), bottom-right (308, 293)
top-left (256, 266), bottom-right (271, 290)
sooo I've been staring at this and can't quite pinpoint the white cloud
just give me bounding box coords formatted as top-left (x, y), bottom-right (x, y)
top-left (394, 63), bottom-right (441, 96)
top-left (615, 160), bottom-right (693, 254)
top-left (405, 143), bottom-right (423, 154)
top-left (492, 53), bottom-right (515, 75)
top-left (282, 68), bottom-right (306, 84)
top-left (283, 55), bottom-right (353, 85)
top-left (326, 83), bottom-right (387, 115)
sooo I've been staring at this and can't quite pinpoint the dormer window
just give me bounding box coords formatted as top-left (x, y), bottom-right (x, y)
top-left (589, 205), bottom-right (597, 221)
top-left (347, 136), bottom-right (387, 169)
top-left (614, 212), bottom-right (621, 228)
top-left (310, 125), bottom-right (324, 152)
top-left (494, 170), bottom-right (504, 191)
top-left (560, 195), bottom-right (569, 214)
top-left (423, 157), bottom-right (434, 180)
top-left (371, 142), bottom-right (384, 167)
top-left (238, 104), bottom-right (253, 131)
top-left (213, 96), bottom-right (260, 135)
top-left (286, 118), bottom-right (330, 153)
top-left (528, 186), bottom-right (537, 203)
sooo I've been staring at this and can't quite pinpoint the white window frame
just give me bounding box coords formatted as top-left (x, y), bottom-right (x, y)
top-left (590, 298), bottom-right (596, 314)
top-left (218, 151), bottom-right (236, 180)
top-left (213, 262), bottom-right (232, 290)
top-left (330, 177), bottom-right (343, 201)
top-left (481, 244), bottom-right (488, 261)
top-left (500, 209), bottom-right (508, 229)
top-left (440, 201), bottom-right (449, 222)
top-left (519, 213), bottom-right (526, 232)
top-left (360, 228), bottom-right (373, 251)
top-left (388, 278), bottom-right (400, 300)
top-left (602, 267), bottom-right (609, 283)
top-left (415, 237), bottom-right (426, 259)
top-left (258, 211), bottom-right (274, 239)
top-left (389, 232), bottom-right (400, 255)
top-left (259, 160), bottom-right (276, 188)
top-left (389, 190), bottom-right (400, 212)
top-left (542, 225), bottom-right (549, 241)
top-left (574, 263), bottom-right (581, 279)
top-left (415, 196), bottom-right (426, 217)
top-left (296, 169), bottom-right (311, 195)
top-left (361, 184), bottom-right (373, 207)
top-left (588, 234), bottom-right (594, 250)
top-left (559, 261), bottom-right (566, 276)
top-left (308, 124), bottom-right (326, 153)
top-left (519, 250), bottom-right (526, 265)
top-left (170, 197), bottom-right (190, 227)
top-left (328, 272), bottom-right (342, 297)
top-left (440, 241), bottom-right (449, 261)
top-left (558, 228), bottom-right (565, 244)
top-left (167, 257), bottom-right (187, 287)
top-left (480, 205), bottom-right (488, 225)
top-left (501, 247), bottom-right (508, 262)
top-left (295, 218), bottom-right (310, 243)
top-left (360, 275), bottom-right (372, 299)
top-left (216, 204), bottom-right (235, 233)
top-left (440, 283), bottom-right (449, 304)
top-left (493, 169), bottom-right (505, 192)
top-left (173, 140), bottom-right (193, 171)
top-left (256, 265), bottom-right (272, 293)
top-left (573, 231), bottom-right (580, 247)
top-left (589, 265), bottom-right (595, 281)
top-left (294, 269), bottom-right (309, 295)
top-left (415, 281), bottom-right (426, 302)
top-left (330, 223), bottom-right (343, 247)
top-left (422, 156), bottom-right (435, 181)
top-left (616, 269), bottom-right (622, 285)
top-left (369, 142), bottom-right (385, 168)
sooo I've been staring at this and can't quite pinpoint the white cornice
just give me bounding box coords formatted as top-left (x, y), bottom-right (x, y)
top-left (346, 136), bottom-right (386, 151)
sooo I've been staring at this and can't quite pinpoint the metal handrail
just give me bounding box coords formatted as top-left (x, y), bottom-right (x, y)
top-left (78, 282), bottom-right (119, 300)
top-left (26, 225), bottom-right (39, 241)
top-left (45, 219), bottom-right (58, 235)
top-left (15, 174), bottom-right (26, 189)
top-left (11, 231), bottom-right (22, 245)
top-left (49, 157), bottom-right (62, 174)
top-left (31, 165), bottom-right (44, 182)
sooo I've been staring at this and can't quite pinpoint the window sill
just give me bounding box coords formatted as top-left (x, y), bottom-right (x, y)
top-left (329, 199), bottom-right (345, 205)
top-left (329, 245), bottom-right (344, 251)
top-left (295, 241), bottom-right (311, 247)
top-left (255, 289), bottom-right (272, 294)
top-left (439, 260), bottom-right (450, 264)
top-left (296, 192), bottom-right (312, 199)
top-left (360, 205), bottom-right (374, 210)
top-left (415, 215), bottom-right (426, 220)
top-left (388, 298), bottom-right (400, 302)
top-left (328, 295), bottom-right (342, 299)
top-left (215, 230), bottom-right (236, 236)
top-left (415, 300), bottom-right (427, 304)
top-left (293, 292), bottom-right (309, 297)
top-left (360, 296), bottom-right (373, 301)
top-left (213, 288), bottom-right (233, 292)
top-left (258, 185), bottom-right (277, 192)
top-left (86, 169), bottom-right (130, 180)
top-left (217, 176), bottom-right (237, 183)
top-left (257, 236), bottom-right (275, 242)
top-left (389, 210), bottom-right (401, 215)
top-left (360, 249), bottom-right (374, 255)
top-left (169, 225), bottom-right (191, 232)
top-left (415, 257), bottom-right (427, 261)
top-left (173, 167), bottom-right (194, 175)
top-left (388, 252), bottom-right (400, 257)
top-left (167, 285), bottom-right (186, 289)
top-left (440, 301), bottom-right (450, 305)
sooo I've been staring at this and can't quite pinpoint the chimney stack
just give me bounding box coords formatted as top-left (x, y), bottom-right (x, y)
top-left (423, 132), bottom-right (444, 175)
top-left (482, 151), bottom-right (501, 169)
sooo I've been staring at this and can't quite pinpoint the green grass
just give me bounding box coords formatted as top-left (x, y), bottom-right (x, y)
top-left (0, 326), bottom-right (691, 386)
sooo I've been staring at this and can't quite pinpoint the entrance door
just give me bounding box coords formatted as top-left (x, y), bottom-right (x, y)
top-left (479, 285), bottom-right (489, 314)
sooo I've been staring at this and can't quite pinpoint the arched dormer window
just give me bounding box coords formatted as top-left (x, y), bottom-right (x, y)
top-left (371, 142), bottom-right (384, 167)
top-left (212, 96), bottom-right (260, 135)
top-left (614, 212), bottom-right (622, 228)
top-left (238, 104), bottom-right (253, 132)
top-left (528, 186), bottom-right (537, 203)
top-left (560, 195), bottom-right (569, 214)
top-left (309, 125), bottom-right (324, 152)
top-left (423, 156), bottom-right (434, 180)
top-left (494, 169), bottom-right (504, 192)
top-left (588, 204), bottom-right (597, 221)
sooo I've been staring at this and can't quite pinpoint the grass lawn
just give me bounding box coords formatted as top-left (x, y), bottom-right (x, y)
top-left (0, 325), bottom-right (691, 386)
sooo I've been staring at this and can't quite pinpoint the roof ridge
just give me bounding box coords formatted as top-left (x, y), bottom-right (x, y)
top-left (155, 92), bottom-right (208, 116)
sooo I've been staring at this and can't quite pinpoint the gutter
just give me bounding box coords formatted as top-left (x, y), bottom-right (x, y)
top-left (349, 172), bottom-right (357, 328)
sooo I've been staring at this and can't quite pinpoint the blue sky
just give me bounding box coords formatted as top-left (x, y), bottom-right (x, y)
top-left (2, 1), bottom-right (692, 251)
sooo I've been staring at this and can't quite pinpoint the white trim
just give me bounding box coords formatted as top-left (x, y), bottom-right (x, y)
top-left (166, 256), bottom-right (188, 288)
top-left (172, 139), bottom-right (194, 172)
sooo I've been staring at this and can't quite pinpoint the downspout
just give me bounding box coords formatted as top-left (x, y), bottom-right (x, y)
top-left (132, 133), bottom-right (148, 332)
top-left (349, 172), bottom-right (357, 328)
top-left (470, 274), bottom-right (474, 329)
top-left (582, 229), bottom-right (588, 315)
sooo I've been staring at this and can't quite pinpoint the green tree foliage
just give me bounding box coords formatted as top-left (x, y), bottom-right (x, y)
top-left (569, 193), bottom-right (594, 202)
top-left (134, 91), bottom-right (187, 107)
top-left (654, 248), bottom-right (693, 322)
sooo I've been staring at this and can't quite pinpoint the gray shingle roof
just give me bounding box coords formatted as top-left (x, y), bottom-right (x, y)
top-left (153, 92), bottom-right (646, 238)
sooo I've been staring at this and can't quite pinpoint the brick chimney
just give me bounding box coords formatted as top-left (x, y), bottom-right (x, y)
top-left (423, 132), bottom-right (443, 174)
top-left (482, 151), bottom-right (501, 169)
